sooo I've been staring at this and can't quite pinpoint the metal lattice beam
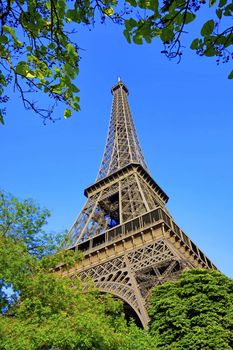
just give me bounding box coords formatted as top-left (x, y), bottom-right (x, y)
top-left (97, 81), bottom-right (148, 180)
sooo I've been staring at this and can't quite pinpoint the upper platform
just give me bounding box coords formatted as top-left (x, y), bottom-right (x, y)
top-left (85, 163), bottom-right (169, 205)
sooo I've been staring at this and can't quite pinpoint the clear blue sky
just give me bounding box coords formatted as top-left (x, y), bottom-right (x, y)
top-left (1, 14), bottom-right (232, 278)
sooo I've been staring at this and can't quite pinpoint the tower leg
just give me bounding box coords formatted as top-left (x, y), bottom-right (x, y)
top-left (124, 255), bottom-right (150, 328)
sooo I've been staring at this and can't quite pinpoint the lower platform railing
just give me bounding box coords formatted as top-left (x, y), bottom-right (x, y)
top-left (75, 207), bottom-right (215, 270)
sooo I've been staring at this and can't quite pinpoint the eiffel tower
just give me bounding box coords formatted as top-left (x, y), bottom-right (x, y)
top-left (65, 79), bottom-right (216, 327)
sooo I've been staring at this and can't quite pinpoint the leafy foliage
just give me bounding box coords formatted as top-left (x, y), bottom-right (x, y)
top-left (0, 273), bottom-right (126, 350)
top-left (148, 269), bottom-right (233, 349)
top-left (0, 189), bottom-right (157, 350)
top-left (0, 189), bottom-right (72, 310)
top-left (0, 0), bottom-right (125, 124)
top-left (0, 0), bottom-right (232, 124)
top-left (123, 0), bottom-right (233, 70)
top-left (0, 0), bottom-right (78, 123)
top-left (0, 190), bottom-right (51, 255)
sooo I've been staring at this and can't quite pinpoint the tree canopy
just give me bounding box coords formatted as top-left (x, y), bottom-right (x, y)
top-left (0, 0), bottom-right (232, 124)
top-left (149, 268), bottom-right (233, 349)
top-left (0, 189), bottom-right (156, 350)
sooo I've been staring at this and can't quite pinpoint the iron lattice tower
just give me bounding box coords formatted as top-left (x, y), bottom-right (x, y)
top-left (64, 80), bottom-right (216, 327)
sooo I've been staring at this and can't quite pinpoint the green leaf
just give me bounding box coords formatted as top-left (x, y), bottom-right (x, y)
top-left (175, 13), bottom-right (184, 25)
top-left (216, 8), bottom-right (222, 18)
top-left (103, 7), bottom-right (114, 16)
top-left (204, 46), bottom-right (219, 56)
top-left (144, 35), bottom-right (152, 43)
top-left (184, 12), bottom-right (195, 24)
top-left (219, 0), bottom-right (227, 7)
top-left (209, 0), bottom-right (216, 6)
top-left (0, 111), bottom-right (5, 125)
top-left (125, 18), bottom-right (137, 30)
top-left (0, 35), bottom-right (8, 44)
top-left (223, 4), bottom-right (233, 15)
top-left (228, 70), bottom-right (233, 79)
top-left (224, 33), bottom-right (233, 48)
top-left (66, 43), bottom-right (78, 59)
top-left (123, 29), bottom-right (131, 43)
top-left (3, 25), bottom-right (16, 37)
top-left (138, 0), bottom-right (158, 10)
top-left (64, 63), bottom-right (76, 79)
top-left (26, 71), bottom-right (36, 78)
top-left (133, 33), bottom-right (143, 44)
top-left (138, 0), bottom-right (148, 8)
top-left (64, 108), bottom-right (72, 118)
top-left (153, 0), bottom-right (160, 18)
top-left (15, 61), bottom-right (29, 76)
top-left (150, 0), bottom-right (159, 14)
top-left (3, 25), bottom-right (22, 46)
top-left (160, 28), bottom-right (174, 42)
top-left (48, 42), bottom-right (56, 50)
top-left (69, 83), bottom-right (79, 93)
top-left (190, 38), bottom-right (199, 50)
top-left (201, 20), bottom-right (215, 36)
top-left (51, 85), bottom-right (63, 94)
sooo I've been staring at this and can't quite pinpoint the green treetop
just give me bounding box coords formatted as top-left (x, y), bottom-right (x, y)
top-left (149, 268), bottom-right (233, 349)
top-left (0, 189), bottom-right (156, 350)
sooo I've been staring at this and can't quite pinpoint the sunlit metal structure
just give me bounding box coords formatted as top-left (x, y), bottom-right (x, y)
top-left (65, 80), bottom-right (216, 327)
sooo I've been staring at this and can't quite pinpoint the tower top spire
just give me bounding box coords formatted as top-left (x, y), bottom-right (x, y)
top-left (97, 80), bottom-right (147, 180)
top-left (111, 79), bottom-right (129, 95)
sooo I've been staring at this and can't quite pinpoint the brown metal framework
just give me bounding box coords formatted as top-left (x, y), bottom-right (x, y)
top-left (64, 80), bottom-right (216, 328)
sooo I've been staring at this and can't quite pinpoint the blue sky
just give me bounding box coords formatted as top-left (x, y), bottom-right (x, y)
top-left (1, 14), bottom-right (233, 277)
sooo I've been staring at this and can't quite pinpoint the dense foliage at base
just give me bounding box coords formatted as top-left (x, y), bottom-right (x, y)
top-left (0, 190), bottom-right (156, 350)
top-left (149, 269), bottom-right (233, 349)
top-left (0, 190), bottom-right (232, 349)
